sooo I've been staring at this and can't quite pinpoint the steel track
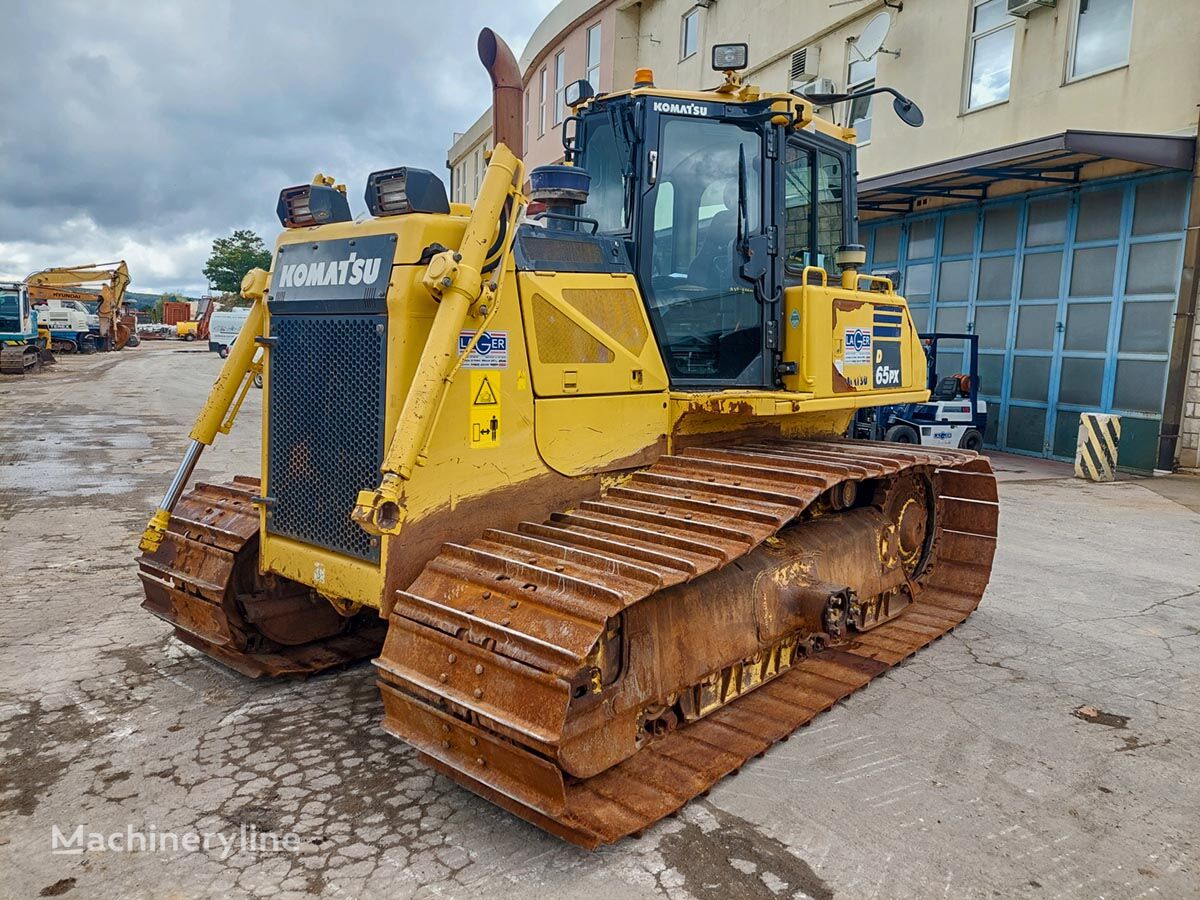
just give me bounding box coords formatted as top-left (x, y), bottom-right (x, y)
top-left (376, 438), bottom-right (998, 847)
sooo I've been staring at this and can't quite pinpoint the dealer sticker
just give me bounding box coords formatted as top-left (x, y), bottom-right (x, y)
top-left (844, 328), bottom-right (872, 365)
top-left (458, 330), bottom-right (508, 369)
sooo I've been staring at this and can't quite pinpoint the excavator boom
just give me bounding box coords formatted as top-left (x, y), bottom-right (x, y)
top-left (26, 261), bottom-right (134, 350)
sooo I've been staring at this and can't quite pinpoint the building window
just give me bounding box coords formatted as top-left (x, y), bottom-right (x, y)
top-left (1070, 0), bottom-right (1134, 79)
top-left (524, 89), bottom-right (530, 149)
top-left (554, 51), bottom-right (566, 126)
top-left (967, 0), bottom-right (1015, 110)
top-left (847, 53), bottom-right (875, 144)
top-left (681, 8), bottom-right (699, 60)
top-left (586, 23), bottom-right (601, 87)
top-left (474, 148), bottom-right (482, 197)
top-left (538, 66), bottom-right (547, 137)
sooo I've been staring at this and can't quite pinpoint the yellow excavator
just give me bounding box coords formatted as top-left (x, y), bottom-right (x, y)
top-left (26, 261), bottom-right (135, 351)
top-left (137, 31), bottom-right (998, 848)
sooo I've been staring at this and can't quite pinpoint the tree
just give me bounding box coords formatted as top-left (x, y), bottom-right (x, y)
top-left (202, 229), bottom-right (272, 295)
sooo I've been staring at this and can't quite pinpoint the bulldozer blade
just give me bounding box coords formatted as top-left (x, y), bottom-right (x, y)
top-left (137, 479), bottom-right (385, 678)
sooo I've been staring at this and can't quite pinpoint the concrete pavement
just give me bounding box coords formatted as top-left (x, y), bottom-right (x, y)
top-left (1, 344), bottom-right (1197, 899)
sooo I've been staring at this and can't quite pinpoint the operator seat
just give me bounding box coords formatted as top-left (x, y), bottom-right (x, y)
top-left (931, 376), bottom-right (961, 401)
top-left (687, 211), bottom-right (738, 288)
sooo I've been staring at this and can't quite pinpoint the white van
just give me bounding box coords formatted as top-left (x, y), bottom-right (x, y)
top-left (209, 307), bottom-right (252, 357)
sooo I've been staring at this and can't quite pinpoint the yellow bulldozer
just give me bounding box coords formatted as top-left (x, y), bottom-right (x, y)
top-left (137, 31), bottom-right (997, 848)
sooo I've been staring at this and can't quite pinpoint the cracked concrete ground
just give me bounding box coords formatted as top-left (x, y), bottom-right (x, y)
top-left (1, 344), bottom-right (1197, 899)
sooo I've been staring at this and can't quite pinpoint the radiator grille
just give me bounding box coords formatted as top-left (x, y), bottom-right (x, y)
top-left (266, 314), bottom-right (386, 562)
top-left (520, 234), bottom-right (605, 265)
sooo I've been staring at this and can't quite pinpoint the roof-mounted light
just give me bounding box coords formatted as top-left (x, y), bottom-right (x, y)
top-left (712, 43), bottom-right (749, 71)
top-left (276, 174), bottom-right (352, 228)
top-left (364, 167), bottom-right (450, 217)
top-left (565, 79), bottom-right (595, 109)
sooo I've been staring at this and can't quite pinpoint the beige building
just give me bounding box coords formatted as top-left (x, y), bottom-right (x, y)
top-left (449, 0), bottom-right (1200, 472)
top-left (448, 110), bottom-right (491, 207)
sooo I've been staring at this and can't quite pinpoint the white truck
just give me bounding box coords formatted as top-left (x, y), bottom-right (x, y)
top-left (208, 307), bottom-right (252, 357)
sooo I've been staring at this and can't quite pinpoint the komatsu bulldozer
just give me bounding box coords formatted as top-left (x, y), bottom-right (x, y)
top-left (137, 31), bottom-right (998, 849)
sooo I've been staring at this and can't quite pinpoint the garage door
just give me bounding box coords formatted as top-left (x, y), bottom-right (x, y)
top-left (861, 172), bottom-right (1189, 471)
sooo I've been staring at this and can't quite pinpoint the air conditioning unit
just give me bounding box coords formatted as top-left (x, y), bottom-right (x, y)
top-left (1007, 0), bottom-right (1054, 17)
top-left (798, 77), bottom-right (836, 99)
top-left (789, 45), bottom-right (819, 88)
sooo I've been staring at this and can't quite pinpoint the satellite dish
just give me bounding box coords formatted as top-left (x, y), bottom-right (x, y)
top-left (852, 12), bottom-right (893, 61)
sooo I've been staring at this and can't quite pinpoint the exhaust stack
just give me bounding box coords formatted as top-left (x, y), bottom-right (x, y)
top-left (478, 28), bottom-right (523, 160)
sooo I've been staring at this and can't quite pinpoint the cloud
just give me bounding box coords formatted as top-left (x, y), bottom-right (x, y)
top-left (0, 0), bottom-right (556, 293)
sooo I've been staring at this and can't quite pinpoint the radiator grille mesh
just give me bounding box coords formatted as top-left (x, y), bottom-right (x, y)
top-left (266, 314), bottom-right (385, 562)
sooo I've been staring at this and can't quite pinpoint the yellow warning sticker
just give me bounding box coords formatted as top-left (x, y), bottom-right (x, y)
top-left (469, 371), bottom-right (501, 449)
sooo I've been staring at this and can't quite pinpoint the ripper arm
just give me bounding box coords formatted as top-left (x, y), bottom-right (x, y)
top-left (352, 143), bottom-right (525, 535)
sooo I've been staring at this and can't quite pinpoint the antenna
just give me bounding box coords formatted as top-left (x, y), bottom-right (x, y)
top-left (849, 11), bottom-right (900, 61)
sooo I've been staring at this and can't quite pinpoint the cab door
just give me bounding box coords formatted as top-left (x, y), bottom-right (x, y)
top-left (633, 109), bottom-right (778, 388)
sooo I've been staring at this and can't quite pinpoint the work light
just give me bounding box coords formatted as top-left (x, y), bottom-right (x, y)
top-left (565, 79), bottom-right (595, 108)
top-left (712, 43), bottom-right (749, 71)
top-left (276, 183), bottom-right (352, 229)
top-left (364, 167), bottom-right (450, 217)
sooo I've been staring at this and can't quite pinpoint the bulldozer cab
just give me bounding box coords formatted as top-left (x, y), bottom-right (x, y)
top-left (575, 85), bottom-right (855, 389)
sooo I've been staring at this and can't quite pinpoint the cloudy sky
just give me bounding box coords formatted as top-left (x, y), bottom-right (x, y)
top-left (1, 1), bottom-right (557, 294)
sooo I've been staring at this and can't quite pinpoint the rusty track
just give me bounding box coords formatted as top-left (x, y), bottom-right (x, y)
top-left (376, 438), bottom-right (998, 848)
top-left (137, 478), bottom-right (385, 678)
top-left (0, 344), bottom-right (44, 375)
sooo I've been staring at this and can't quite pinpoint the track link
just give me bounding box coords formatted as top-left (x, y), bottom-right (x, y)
top-left (376, 438), bottom-right (998, 847)
top-left (137, 477), bottom-right (385, 678)
top-left (0, 344), bottom-right (41, 375)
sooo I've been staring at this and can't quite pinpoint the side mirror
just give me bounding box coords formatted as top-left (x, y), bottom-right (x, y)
top-left (892, 96), bottom-right (924, 128)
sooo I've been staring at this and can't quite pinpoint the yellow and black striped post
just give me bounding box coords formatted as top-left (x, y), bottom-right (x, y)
top-left (1075, 413), bottom-right (1121, 482)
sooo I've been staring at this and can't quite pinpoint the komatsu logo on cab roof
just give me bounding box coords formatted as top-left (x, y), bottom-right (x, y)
top-left (277, 253), bottom-right (383, 289)
top-left (652, 100), bottom-right (711, 116)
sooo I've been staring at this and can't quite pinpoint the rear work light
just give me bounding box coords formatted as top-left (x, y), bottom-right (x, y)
top-left (364, 167), bottom-right (450, 217)
top-left (276, 175), bottom-right (352, 228)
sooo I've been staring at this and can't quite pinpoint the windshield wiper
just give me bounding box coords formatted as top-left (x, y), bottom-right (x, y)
top-left (736, 144), bottom-right (749, 255)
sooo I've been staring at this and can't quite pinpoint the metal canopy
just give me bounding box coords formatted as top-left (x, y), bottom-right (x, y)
top-left (859, 130), bottom-right (1196, 214)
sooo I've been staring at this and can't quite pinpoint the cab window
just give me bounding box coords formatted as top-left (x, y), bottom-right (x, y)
top-left (783, 145), bottom-right (813, 270)
top-left (816, 151), bottom-right (846, 276)
top-left (784, 140), bottom-right (850, 279)
top-left (641, 115), bottom-right (765, 382)
top-left (0, 293), bottom-right (19, 332)
top-left (578, 117), bottom-right (629, 233)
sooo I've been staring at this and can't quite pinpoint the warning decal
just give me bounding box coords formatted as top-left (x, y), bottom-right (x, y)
top-left (469, 371), bottom-right (501, 448)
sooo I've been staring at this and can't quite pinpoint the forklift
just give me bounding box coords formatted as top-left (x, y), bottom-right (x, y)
top-left (852, 332), bottom-right (987, 450)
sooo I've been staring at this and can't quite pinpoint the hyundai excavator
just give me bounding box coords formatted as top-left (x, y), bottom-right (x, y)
top-left (26, 261), bottom-right (135, 351)
top-left (137, 31), bottom-right (998, 848)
